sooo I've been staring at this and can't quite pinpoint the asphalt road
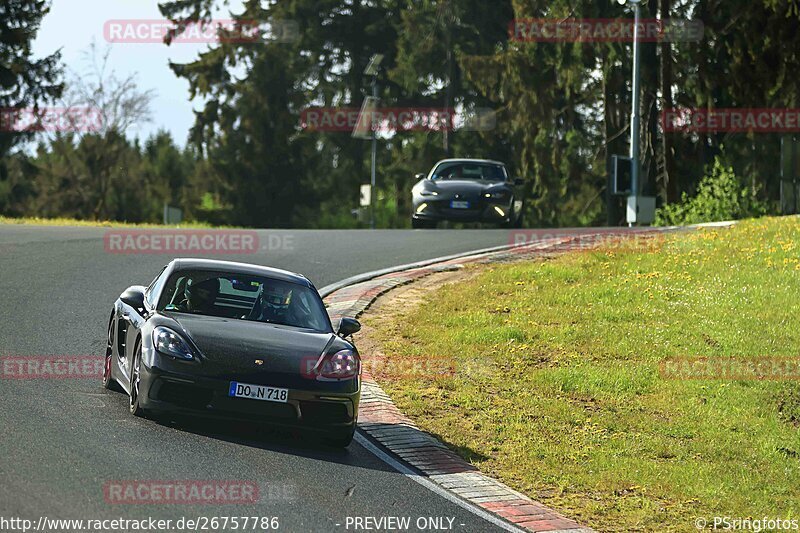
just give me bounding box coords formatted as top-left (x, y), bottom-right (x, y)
top-left (0, 225), bottom-right (523, 533)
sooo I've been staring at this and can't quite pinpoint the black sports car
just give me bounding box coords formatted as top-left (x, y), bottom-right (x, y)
top-left (411, 158), bottom-right (525, 228)
top-left (103, 258), bottom-right (362, 447)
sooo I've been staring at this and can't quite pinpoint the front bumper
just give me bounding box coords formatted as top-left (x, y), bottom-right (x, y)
top-left (412, 197), bottom-right (511, 223)
top-left (138, 362), bottom-right (359, 432)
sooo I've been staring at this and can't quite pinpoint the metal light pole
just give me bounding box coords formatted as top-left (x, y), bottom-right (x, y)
top-left (619, 0), bottom-right (643, 226)
top-left (629, 0), bottom-right (642, 200)
top-left (370, 77), bottom-right (378, 229)
top-left (362, 54), bottom-right (384, 229)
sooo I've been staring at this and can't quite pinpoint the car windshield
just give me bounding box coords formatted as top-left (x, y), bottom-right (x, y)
top-left (157, 270), bottom-right (331, 333)
top-left (431, 162), bottom-right (506, 182)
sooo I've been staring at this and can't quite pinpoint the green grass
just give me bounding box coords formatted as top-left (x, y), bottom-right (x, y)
top-left (365, 216), bottom-right (800, 532)
top-left (0, 215), bottom-right (238, 229)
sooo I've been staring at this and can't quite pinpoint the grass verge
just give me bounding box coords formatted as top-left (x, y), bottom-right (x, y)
top-left (0, 215), bottom-right (238, 229)
top-left (364, 216), bottom-right (800, 532)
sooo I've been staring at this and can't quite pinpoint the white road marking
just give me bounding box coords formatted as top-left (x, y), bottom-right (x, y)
top-left (354, 432), bottom-right (527, 533)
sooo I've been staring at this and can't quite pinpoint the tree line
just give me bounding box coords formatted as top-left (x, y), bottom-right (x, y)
top-left (1, 0), bottom-right (798, 228)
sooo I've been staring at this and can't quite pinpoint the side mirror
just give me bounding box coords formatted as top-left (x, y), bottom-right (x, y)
top-left (514, 177), bottom-right (524, 186)
top-left (120, 286), bottom-right (147, 315)
top-left (414, 173), bottom-right (426, 181)
top-left (337, 317), bottom-right (361, 337)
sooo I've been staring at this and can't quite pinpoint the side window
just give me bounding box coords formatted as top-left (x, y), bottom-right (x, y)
top-left (145, 266), bottom-right (168, 308)
top-left (160, 274), bottom-right (189, 310)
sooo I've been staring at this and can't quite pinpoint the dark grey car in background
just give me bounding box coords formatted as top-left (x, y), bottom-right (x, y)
top-left (411, 159), bottom-right (525, 228)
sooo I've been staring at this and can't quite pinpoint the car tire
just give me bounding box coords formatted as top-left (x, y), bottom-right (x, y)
top-left (103, 314), bottom-right (123, 392)
top-left (128, 340), bottom-right (146, 417)
top-left (325, 428), bottom-right (355, 448)
top-left (103, 352), bottom-right (123, 392)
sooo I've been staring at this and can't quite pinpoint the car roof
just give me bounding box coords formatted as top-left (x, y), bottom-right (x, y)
top-left (434, 158), bottom-right (506, 166)
top-left (170, 258), bottom-right (312, 287)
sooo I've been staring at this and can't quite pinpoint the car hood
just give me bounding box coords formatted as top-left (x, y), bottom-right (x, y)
top-left (426, 180), bottom-right (508, 196)
top-left (169, 313), bottom-right (339, 378)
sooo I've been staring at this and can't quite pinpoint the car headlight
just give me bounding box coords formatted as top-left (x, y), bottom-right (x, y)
top-left (153, 326), bottom-right (194, 360)
top-left (420, 190), bottom-right (439, 196)
top-left (317, 349), bottom-right (360, 380)
top-left (483, 191), bottom-right (508, 199)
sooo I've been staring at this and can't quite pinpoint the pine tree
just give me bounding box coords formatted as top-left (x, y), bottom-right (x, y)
top-left (0, 0), bottom-right (63, 212)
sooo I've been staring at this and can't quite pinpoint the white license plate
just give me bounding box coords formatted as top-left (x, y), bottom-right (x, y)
top-left (228, 382), bottom-right (289, 403)
top-left (450, 200), bottom-right (470, 209)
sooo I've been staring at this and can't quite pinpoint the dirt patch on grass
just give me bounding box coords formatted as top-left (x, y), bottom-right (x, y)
top-left (777, 383), bottom-right (800, 427)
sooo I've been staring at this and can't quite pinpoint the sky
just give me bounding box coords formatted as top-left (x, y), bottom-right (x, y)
top-left (33, 0), bottom-right (246, 146)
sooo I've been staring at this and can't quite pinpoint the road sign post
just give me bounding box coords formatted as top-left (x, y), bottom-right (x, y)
top-left (611, 155), bottom-right (632, 195)
top-left (781, 135), bottom-right (800, 214)
top-left (355, 54), bottom-right (384, 229)
top-left (370, 79), bottom-right (378, 229)
top-left (360, 184), bottom-right (372, 207)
